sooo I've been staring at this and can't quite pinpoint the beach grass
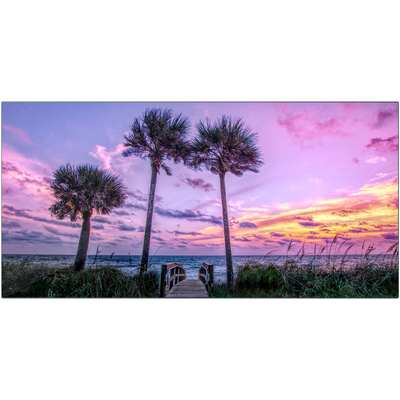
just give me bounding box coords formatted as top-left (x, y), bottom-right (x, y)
top-left (211, 261), bottom-right (398, 298)
top-left (211, 240), bottom-right (398, 298)
top-left (2, 257), bottom-right (158, 298)
top-left (3, 239), bottom-right (398, 298)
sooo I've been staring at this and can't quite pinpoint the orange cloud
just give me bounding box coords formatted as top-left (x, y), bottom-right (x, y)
top-left (217, 178), bottom-right (398, 251)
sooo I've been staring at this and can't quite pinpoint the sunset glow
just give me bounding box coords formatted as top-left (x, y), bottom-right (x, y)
top-left (2, 102), bottom-right (398, 255)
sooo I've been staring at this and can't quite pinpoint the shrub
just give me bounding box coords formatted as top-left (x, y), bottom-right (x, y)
top-left (2, 259), bottom-right (159, 298)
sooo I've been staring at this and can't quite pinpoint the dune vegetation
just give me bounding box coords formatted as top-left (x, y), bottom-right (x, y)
top-left (2, 256), bottom-right (158, 298)
top-left (212, 241), bottom-right (399, 298)
top-left (3, 240), bottom-right (398, 298)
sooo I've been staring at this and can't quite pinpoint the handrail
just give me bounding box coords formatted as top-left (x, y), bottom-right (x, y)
top-left (198, 262), bottom-right (214, 294)
top-left (160, 262), bottom-right (186, 297)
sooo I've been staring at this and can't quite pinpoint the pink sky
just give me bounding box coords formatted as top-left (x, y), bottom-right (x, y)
top-left (1, 102), bottom-right (398, 256)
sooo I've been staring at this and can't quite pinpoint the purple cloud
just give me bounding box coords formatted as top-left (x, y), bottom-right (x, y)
top-left (277, 113), bottom-right (348, 147)
top-left (192, 215), bottom-right (223, 226)
top-left (298, 221), bottom-right (322, 227)
top-left (270, 232), bottom-right (285, 237)
top-left (293, 216), bottom-right (313, 221)
top-left (2, 205), bottom-right (81, 228)
top-left (137, 226), bottom-right (160, 233)
top-left (2, 219), bottom-right (22, 229)
top-left (381, 233), bottom-right (398, 240)
top-left (239, 221), bottom-right (257, 228)
top-left (370, 109), bottom-right (397, 129)
top-left (365, 135), bottom-right (398, 153)
top-left (2, 229), bottom-right (75, 245)
top-left (127, 189), bottom-right (163, 203)
top-left (154, 206), bottom-right (203, 219)
top-left (91, 224), bottom-right (104, 230)
top-left (234, 237), bottom-right (251, 242)
top-left (252, 234), bottom-right (267, 240)
top-left (124, 203), bottom-right (147, 211)
top-left (117, 225), bottom-right (136, 231)
top-left (172, 230), bottom-right (203, 236)
top-left (2, 161), bottom-right (21, 174)
top-left (43, 226), bottom-right (80, 238)
top-left (113, 210), bottom-right (131, 216)
top-left (348, 228), bottom-right (368, 233)
top-left (331, 210), bottom-right (360, 217)
top-left (184, 177), bottom-right (215, 192)
top-left (92, 216), bottom-right (112, 224)
top-left (147, 205), bottom-right (223, 225)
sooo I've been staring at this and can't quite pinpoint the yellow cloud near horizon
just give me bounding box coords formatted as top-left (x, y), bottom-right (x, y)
top-left (226, 178), bottom-right (398, 246)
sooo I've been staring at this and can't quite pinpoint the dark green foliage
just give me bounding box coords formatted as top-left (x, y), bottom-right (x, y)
top-left (189, 115), bottom-right (263, 176)
top-left (229, 262), bottom-right (399, 298)
top-left (122, 108), bottom-right (191, 175)
top-left (235, 264), bottom-right (279, 293)
top-left (210, 283), bottom-right (231, 298)
top-left (49, 164), bottom-right (128, 271)
top-left (2, 257), bottom-right (55, 297)
top-left (3, 260), bottom-right (159, 298)
top-left (49, 164), bottom-right (127, 222)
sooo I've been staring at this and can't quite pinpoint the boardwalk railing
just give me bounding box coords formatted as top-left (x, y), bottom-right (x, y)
top-left (160, 262), bottom-right (186, 297)
top-left (198, 262), bottom-right (214, 294)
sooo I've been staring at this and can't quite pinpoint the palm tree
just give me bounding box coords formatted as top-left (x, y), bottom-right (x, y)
top-left (49, 164), bottom-right (127, 272)
top-left (122, 108), bottom-right (190, 272)
top-left (189, 115), bottom-right (263, 292)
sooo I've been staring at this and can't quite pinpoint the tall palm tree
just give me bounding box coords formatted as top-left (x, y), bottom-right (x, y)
top-left (189, 115), bottom-right (263, 292)
top-left (49, 164), bottom-right (127, 272)
top-left (122, 108), bottom-right (190, 271)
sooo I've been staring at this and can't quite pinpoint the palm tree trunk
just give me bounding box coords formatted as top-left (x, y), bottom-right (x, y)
top-left (219, 172), bottom-right (234, 292)
top-left (141, 164), bottom-right (158, 272)
top-left (74, 213), bottom-right (91, 272)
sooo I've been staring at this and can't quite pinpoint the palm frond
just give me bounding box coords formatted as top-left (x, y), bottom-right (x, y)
top-left (49, 164), bottom-right (128, 222)
top-left (188, 115), bottom-right (263, 177)
top-left (122, 108), bottom-right (190, 175)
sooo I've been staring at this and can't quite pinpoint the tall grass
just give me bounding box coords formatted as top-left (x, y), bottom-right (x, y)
top-left (213, 240), bottom-right (399, 298)
top-left (229, 261), bottom-right (398, 298)
top-left (2, 256), bottom-right (159, 298)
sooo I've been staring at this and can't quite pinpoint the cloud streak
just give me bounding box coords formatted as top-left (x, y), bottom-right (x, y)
top-left (2, 204), bottom-right (81, 228)
top-left (365, 136), bottom-right (398, 153)
top-left (183, 177), bottom-right (215, 192)
top-left (2, 124), bottom-right (32, 144)
top-left (277, 111), bottom-right (348, 147)
top-left (370, 109), bottom-right (398, 129)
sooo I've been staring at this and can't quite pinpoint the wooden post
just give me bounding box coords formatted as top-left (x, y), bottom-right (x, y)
top-left (209, 264), bottom-right (214, 293)
top-left (160, 264), bottom-right (167, 297)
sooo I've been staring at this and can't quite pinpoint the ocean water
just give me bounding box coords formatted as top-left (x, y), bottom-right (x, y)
top-left (2, 253), bottom-right (397, 283)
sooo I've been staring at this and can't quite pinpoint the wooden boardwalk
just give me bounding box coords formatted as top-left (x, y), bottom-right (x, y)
top-left (166, 279), bottom-right (209, 298)
top-left (160, 262), bottom-right (214, 298)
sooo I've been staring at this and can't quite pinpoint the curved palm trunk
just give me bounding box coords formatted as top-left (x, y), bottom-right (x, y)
top-left (74, 213), bottom-right (91, 272)
top-left (141, 165), bottom-right (158, 272)
top-left (219, 172), bottom-right (234, 292)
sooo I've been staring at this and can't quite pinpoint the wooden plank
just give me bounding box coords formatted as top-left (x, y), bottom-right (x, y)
top-left (168, 273), bottom-right (185, 283)
top-left (174, 280), bottom-right (204, 285)
top-left (167, 291), bottom-right (208, 296)
top-left (165, 291), bottom-right (210, 299)
top-left (165, 279), bottom-right (209, 298)
top-left (164, 262), bottom-right (182, 269)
